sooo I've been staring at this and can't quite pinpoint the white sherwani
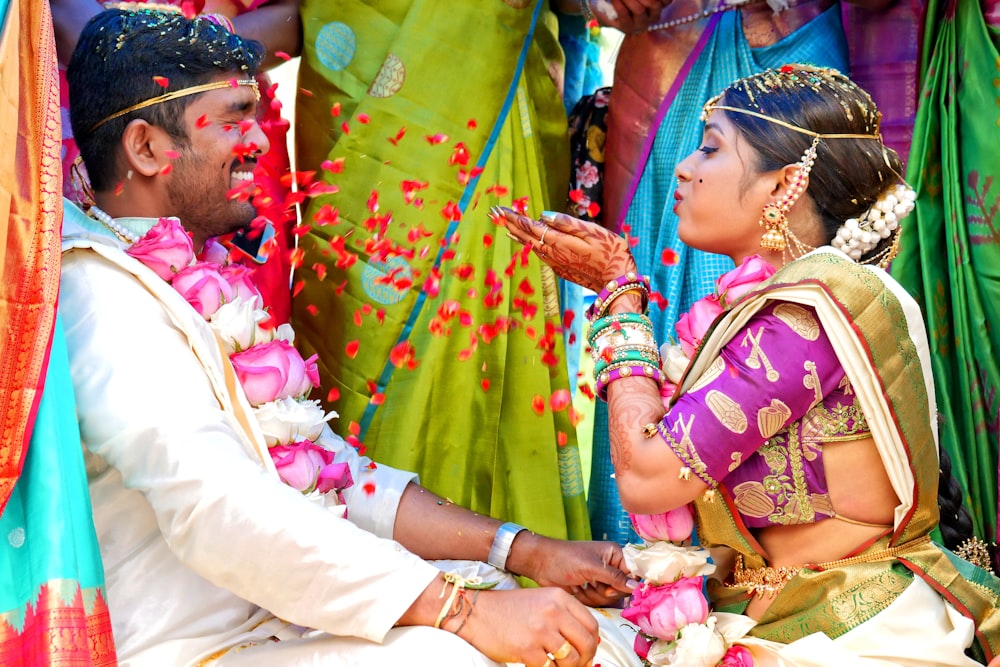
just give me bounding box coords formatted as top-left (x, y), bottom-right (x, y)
top-left (59, 203), bottom-right (479, 666)
top-left (60, 203), bottom-right (640, 667)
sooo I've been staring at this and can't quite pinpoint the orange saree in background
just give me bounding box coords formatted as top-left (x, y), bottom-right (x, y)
top-left (0, 1), bottom-right (116, 663)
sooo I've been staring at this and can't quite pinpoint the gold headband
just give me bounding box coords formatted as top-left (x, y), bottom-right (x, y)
top-left (91, 78), bottom-right (260, 131)
top-left (703, 105), bottom-right (882, 142)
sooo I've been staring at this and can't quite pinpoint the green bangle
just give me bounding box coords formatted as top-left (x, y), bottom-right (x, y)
top-left (588, 312), bottom-right (653, 345)
top-left (595, 348), bottom-right (660, 376)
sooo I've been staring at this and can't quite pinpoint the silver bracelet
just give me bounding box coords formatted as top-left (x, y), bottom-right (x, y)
top-left (487, 522), bottom-right (527, 571)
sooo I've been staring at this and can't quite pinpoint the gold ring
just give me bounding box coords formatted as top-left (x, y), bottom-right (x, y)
top-left (539, 225), bottom-right (549, 246)
top-left (553, 641), bottom-right (573, 660)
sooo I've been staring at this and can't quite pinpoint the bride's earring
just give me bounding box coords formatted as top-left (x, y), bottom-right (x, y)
top-left (758, 137), bottom-right (819, 252)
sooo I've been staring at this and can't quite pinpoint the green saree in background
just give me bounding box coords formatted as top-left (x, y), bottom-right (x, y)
top-left (294, 0), bottom-right (590, 540)
top-left (891, 0), bottom-right (999, 543)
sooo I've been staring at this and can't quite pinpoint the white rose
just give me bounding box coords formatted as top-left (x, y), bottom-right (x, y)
top-left (303, 487), bottom-right (348, 518)
top-left (273, 322), bottom-right (295, 343)
top-left (652, 618), bottom-right (727, 667)
top-left (209, 296), bottom-right (272, 353)
top-left (253, 397), bottom-right (336, 446)
top-left (659, 342), bottom-right (691, 384)
top-left (624, 542), bottom-right (715, 584)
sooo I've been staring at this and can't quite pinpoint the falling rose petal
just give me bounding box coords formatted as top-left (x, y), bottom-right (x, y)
top-left (370, 392), bottom-right (385, 406)
top-left (449, 142), bottom-right (470, 166)
top-left (330, 102), bottom-right (341, 117)
top-left (376, 309), bottom-right (386, 324)
top-left (587, 201), bottom-right (601, 218)
top-left (467, 118), bottom-right (477, 130)
top-left (425, 133), bottom-right (449, 145)
top-left (568, 189), bottom-right (585, 204)
top-left (485, 183), bottom-right (510, 197)
top-left (557, 431), bottom-right (568, 446)
top-left (313, 263), bottom-right (327, 281)
top-left (389, 341), bottom-right (416, 368)
top-left (152, 75), bottom-right (170, 88)
top-left (550, 389), bottom-right (572, 412)
top-left (305, 304), bottom-right (319, 316)
top-left (159, 163), bottom-right (173, 176)
top-left (387, 126), bottom-right (407, 146)
top-left (366, 379), bottom-right (378, 394)
top-left (482, 233), bottom-right (494, 248)
top-left (238, 119), bottom-right (255, 135)
top-left (362, 481), bottom-right (376, 496)
top-left (292, 279), bottom-right (305, 297)
top-left (349, 421), bottom-right (361, 436)
top-left (321, 158), bottom-right (345, 173)
top-left (481, 378), bottom-right (490, 392)
top-left (661, 248), bottom-right (680, 266)
top-left (531, 395), bottom-right (546, 416)
top-left (327, 387), bottom-right (340, 402)
top-left (567, 406), bottom-right (584, 428)
top-left (341, 121), bottom-right (350, 134)
top-left (629, 236), bottom-right (639, 248)
top-left (113, 181), bottom-right (124, 196)
top-left (346, 340), bottom-right (360, 358)
top-left (353, 310), bottom-right (363, 327)
top-left (164, 149), bottom-right (180, 160)
top-left (578, 383), bottom-right (595, 401)
top-left (179, 0), bottom-right (197, 19)
top-left (275, 50), bottom-right (292, 61)
top-left (649, 291), bottom-right (669, 310)
top-left (335, 281), bottom-right (348, 295)
top-left (300, 87), bottom-right (314, 97)
top-left (349, 436), bottom-right (367, 456)
top-left (512, 197), bottom-right (529, 215)
top-left (367, 191), bottom-right (379, 213)
top-left (357, 113), bottom-right (371, 124)
top-left (562, 309), bottom-right (576, 329)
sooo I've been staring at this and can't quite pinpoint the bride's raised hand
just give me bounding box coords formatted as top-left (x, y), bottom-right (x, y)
top-left (491, 207), bottom-right (638, 294)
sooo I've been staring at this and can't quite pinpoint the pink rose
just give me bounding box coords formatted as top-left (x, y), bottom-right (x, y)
top-left (629, 506), bottom-right (695, 543)
top-left (622, 577), bottom-right (709, 641)
top-left (269, 441), bottom-right (353, 494)
top-left (220, 263), bottom-right (263, 306)
top-left (720, 646), bottom-right (755, 667)
top-left (675, 296), bottom-right (723, 357)
top-left (230, 339), bottom-right (319, 405)
top-left (171, 262), bottom-right (236, 318)
top-left (199, 238), bottom-right (230, 265)
top-left (633, 633), bottom-right (653, 660)
top-left (720, 646), bottom-right (754, 667)
top-left (126, 217), bottom-right (195, 281)
top-left (716, 255), bottom-right (775, 307)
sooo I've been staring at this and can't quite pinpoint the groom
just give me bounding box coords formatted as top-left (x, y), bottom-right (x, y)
top-left (60, 7), bottom-right (639, 667)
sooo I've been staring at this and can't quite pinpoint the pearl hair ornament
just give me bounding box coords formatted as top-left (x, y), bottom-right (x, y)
top-left (832, 183), bottom-right (916, 261)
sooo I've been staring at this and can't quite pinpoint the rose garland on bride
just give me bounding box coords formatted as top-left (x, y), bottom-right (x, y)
top-left (620, 256), bottom-right (775, 667)
top-left (126, 217), bottom-right (354, 505)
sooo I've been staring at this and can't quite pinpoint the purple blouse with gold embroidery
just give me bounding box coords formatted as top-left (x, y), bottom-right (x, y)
top-left (660, 301), bottom-right (870, 528)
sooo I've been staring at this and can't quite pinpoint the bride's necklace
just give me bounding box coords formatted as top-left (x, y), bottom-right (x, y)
top-left (89, 205), bottom-right (140, 245)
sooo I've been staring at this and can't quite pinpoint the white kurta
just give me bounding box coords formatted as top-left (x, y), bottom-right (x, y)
top-left (59, 204), bottom-right (470, 665)
top-left (59, 204), bottom-right (641, 667)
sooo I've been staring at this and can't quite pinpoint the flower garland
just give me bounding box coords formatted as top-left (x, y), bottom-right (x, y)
top-left (126, 217), bottom-right (354, 505)
top-left (622, 255), bottom-right (776, 667)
